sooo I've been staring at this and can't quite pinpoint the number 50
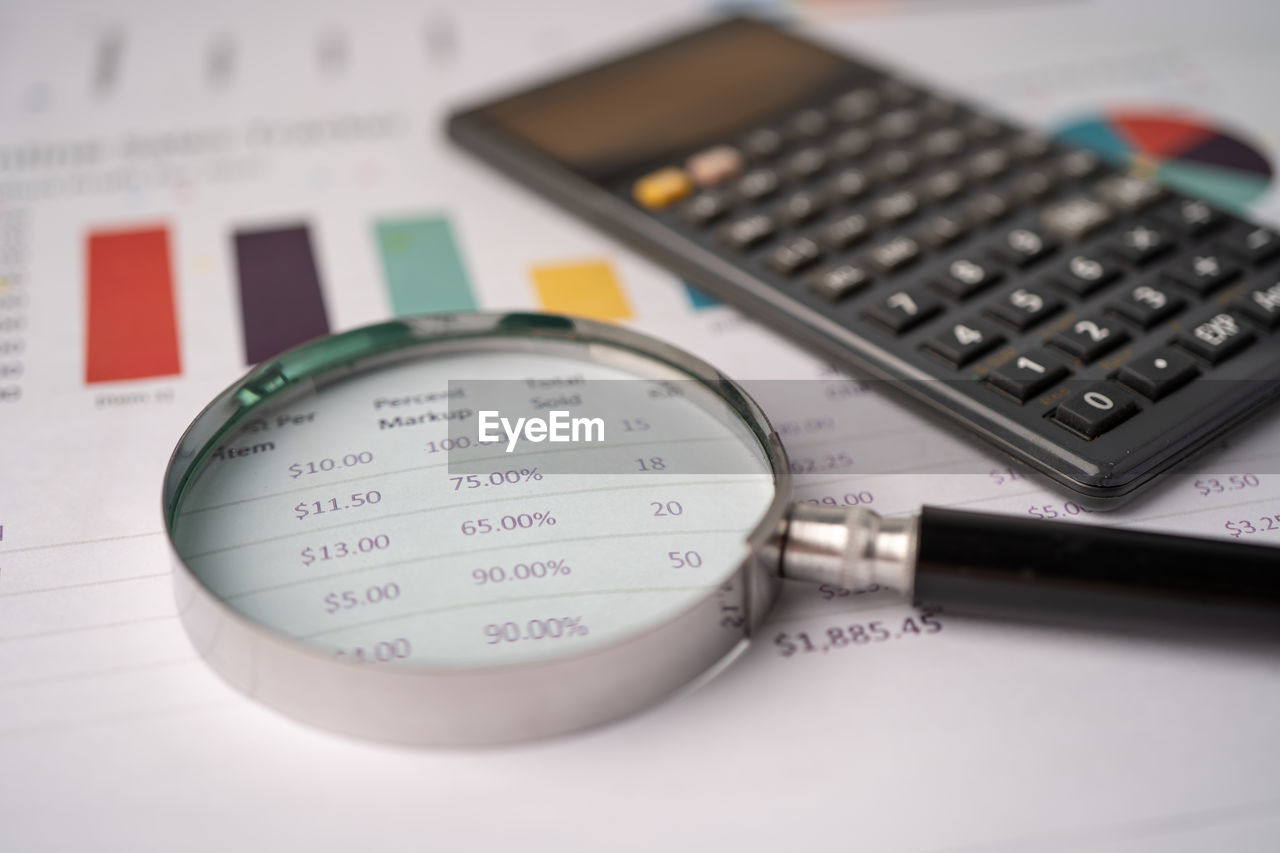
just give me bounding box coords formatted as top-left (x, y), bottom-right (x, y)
top-left (667, 550), bottom-right (703, 569)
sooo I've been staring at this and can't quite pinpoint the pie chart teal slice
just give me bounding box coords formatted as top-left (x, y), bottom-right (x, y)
top-left (1157, 160), bottom-right (1271, 210)
top-left (1055, 118), bottom-right (1134, 166)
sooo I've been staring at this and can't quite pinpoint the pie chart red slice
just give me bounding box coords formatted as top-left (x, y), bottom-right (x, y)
top-left (1112, 114), bottom-right (1215, 159)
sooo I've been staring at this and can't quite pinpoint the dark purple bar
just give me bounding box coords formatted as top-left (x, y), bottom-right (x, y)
top-left (234, 224), bottom-right (331, 364)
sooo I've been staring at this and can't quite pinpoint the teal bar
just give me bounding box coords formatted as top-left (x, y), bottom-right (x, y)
top-left (375, 215), bottom-right (476, 315)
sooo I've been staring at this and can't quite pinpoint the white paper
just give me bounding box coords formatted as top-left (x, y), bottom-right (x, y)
top-left (2, 0), bottom-right (1279, 850)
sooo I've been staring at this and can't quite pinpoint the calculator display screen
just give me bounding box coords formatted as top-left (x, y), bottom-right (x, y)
top-left (474, 18), bottom-right (853, 181)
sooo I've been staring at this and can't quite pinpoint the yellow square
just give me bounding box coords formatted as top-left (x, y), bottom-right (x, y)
top-left (531, 260), bottom-right (633, 322)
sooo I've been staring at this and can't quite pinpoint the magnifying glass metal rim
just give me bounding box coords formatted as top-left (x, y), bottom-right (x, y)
top-left (163, 312), bottom-right (792, 746)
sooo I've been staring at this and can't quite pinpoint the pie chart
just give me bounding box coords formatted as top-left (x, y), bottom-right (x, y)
top-left (1055, 110), bottom-right (1273, 211)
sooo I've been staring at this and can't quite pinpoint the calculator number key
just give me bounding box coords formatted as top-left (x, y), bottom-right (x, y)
top-left (986, 349), bottom-right (1071, 402)
top-left (1054, 252), bottom-right (1121, 296)
top-left (1050, 317), bottom-right (1130, 362)
top-left (922, 319), bottom-right (1005, 368)
top-left (933, 257), bottom-right (1003, 299)
top-left (864, 288), bottom-right (942, 334)
top-left (985, 287), bottom-right (1063, 331)
top-left (1106, 281), bottom-right (1185, 329)
top-left (993, 226), bottom-right (1057, 267)
top-left (1053, 382), bottom-right (1140, 439)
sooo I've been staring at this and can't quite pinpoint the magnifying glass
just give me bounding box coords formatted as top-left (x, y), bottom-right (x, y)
top-left (164, 312), bottom-right (1280, 746)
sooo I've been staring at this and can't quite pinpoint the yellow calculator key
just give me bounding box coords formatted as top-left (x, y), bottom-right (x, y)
top-left (632, 167), bottom-right (692, 210)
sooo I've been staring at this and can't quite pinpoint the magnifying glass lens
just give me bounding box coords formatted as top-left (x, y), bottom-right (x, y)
top-left (169, 333), bottom-right (777, 673)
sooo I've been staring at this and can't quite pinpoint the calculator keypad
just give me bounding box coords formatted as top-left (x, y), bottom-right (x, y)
top-left (622, 66), bottom-right (1280, 486)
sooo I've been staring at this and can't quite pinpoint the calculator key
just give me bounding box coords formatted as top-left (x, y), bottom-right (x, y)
top-left (1009, 132), bottom-right (1053, 160)
top-left (933, 256), bottom-right (1003, 299)
top-left (1233, 278), bottom-right (1280, 329)
top-left (918, 168), bottom-right (966, 203)
top-left (1054, 252), bottom-right (1121, 296)
top-left (685, 146), bottom-right (744, 187)
top-left (1161, 252), bottom-right (1241, 294)
top-left (786, 148), bottom-right (828, 181)
top-left (830, 128), bottom-right (874, 160)
top-left (737, 168), bottom-right (780, 202)
top-left (923, 319), bottom-right (1005, 368)
top-left (1106, 222), bottom-right (1173, 265)
top-left (1056, 149), bottom-right (1102, 180)
top-left (992, 226), bottom-right (1057, 267)
top-left (919, 128), bottom-right (967, 160)
top-left (966, 147), bottom-right (1011, 181)
top-left (865, 235), bottom-right (921, 274)
top-left (921, 96), bottom-right (960, 122)
top-left (720, 214), bottom-right (776, 250)
top-left (872, 189), bottom-right (920, 224)
top-left (808, 264), bottom-right (872, 301)
top-left (1152, 197), bottom-right (1224, 236)
top-left (633, 166), bottom-right (692, 210)
top-left (1213, 224), bottom-right (1280, 265)
top-left (1012, 168), bottom-right (1058, 202)
top-left (916, 212), bottom-right (970, 248)
top-left (985, 286), bottom-right (1063, 331)
top-left (821, 212), bottom-right (873, 250)
top-left (1114, 349), bottom-right (1199, 400)
top-left (833, 88), bottom-right (880, 123)
top-left (682, 191), bottom-right (730, 227)
top-left (964, 190), bottom-right (1012, 226)
top-left (879, 78), bottom-right (919, 106)
top-left (826, 167), bottom-right (872, 202)
top-left (963, 114), bottom-right (1006, 141)
top-left (1050, 316), bottom-right (1130, 362)
top-left (1178, 311), bottom-right (1256, 363)
top-left (875, 108), bottom-right (923, 141)
top-left (777, 189), bottom-right (827, 224)
top-left (767, 237), bottom-right (823, 276)
top-left (1053, 382), bottom-right (1140, 439)
top-left (871, 149), bottom-right (920, 182)
top-left (986, 349), bottom-right (1071, 402)
top-left (742, 128), bottom-right (783, 161)
top-left (787, 108), bottom-right (830, 141)
top-left (1106, 280), bottom-right (1185, 329)
top-left (864, 287), bottom-right (941, 333)
top-left (1094, 174), bottom-right (1166, 213)
top-left (1040, 196), bottom-right (1113, 241)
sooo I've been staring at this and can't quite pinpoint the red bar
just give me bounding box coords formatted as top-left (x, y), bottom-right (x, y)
top-left (85, 226), bottom-right (181, 383)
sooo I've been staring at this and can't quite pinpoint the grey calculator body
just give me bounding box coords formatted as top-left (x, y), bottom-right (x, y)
top-left (448, 17), bottom-right (1280, 506)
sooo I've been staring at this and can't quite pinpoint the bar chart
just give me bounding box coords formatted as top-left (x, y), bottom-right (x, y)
top-left (374, 215), bottom-right (476, 316)
top-left (233, 224), bottom-right (331, 364)
top-left (84, 226), bottom-right (182, 383)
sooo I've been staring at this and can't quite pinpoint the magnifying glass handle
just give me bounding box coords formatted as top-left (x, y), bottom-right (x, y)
top-left (779, 505), bottom-right (1280, 623)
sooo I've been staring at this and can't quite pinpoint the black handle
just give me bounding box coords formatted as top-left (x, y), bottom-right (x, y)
top-left (914, 507), bottom-right (1280, 621)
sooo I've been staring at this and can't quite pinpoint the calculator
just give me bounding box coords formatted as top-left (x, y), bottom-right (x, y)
top-left (447, 16), bottom-right (1280, 506)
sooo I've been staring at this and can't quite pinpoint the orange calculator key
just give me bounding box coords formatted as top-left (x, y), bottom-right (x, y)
top-left (633, 167), bottom-right (693, 210)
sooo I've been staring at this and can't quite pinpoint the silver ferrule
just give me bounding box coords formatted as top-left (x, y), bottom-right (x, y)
top-left (775, 504), bottom-right (920, 595)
